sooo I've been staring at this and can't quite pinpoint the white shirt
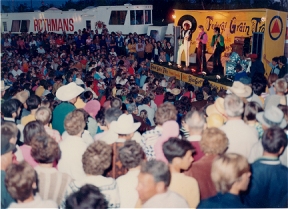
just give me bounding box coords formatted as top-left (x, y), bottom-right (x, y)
top-left (62, 130), bottom-right (93, 146)
top-left (138, 104), bottom-right (155, 126)
top-left (142, 190), bottom-right (189, 208)
top-left (11, 69), bottom-right (22, 77)
top-left (8, 194), bottom-right (57, 208)
top-left (116, 169), bottom-right (140, 208)
top-left (58, 135), bottom-right (88, 181)
top-left (67, 175), bottom-right (120, 208)
top-left (37, 47), bottom-right (45, 54)
top-left (220, 119), bottom-right (258, 159)
top-left (116, 77), bottom-right (128, 85)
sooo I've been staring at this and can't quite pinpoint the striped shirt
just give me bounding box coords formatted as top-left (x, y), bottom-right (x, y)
top-left (34, 166), bottom-right (72, 207)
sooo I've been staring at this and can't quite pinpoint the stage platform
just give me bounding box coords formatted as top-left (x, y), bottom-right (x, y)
top-left (150, 62), bottom-right (233, 91)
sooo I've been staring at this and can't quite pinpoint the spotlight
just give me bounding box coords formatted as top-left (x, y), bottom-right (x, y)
top-left (168, 62), bottom-right (172, 66)
top-left (191, 68), bottom-right (196, 73)
top-left (151, 59), bottom-right (154, 63)
top-left (216, 75), bottom-right (221, 82)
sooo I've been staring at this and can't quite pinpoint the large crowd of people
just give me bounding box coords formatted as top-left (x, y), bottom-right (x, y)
top-left (1, 27), bottom-right (288, 209)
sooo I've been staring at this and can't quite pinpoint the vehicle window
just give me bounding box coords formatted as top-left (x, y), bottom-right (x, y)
top-left (130, 10), bottom-right (144, 25)
top-left (109, 11), bottom-right (127, 25)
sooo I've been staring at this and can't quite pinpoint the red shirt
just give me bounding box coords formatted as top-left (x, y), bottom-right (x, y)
top-left (154, 94), bottom-right (164, 107)
top-left (80, 59), bottom-right (87, 66)
top-left (128, 67), bottom-right (135, 75)
top-left (55, 38), bottom-right (63, 46)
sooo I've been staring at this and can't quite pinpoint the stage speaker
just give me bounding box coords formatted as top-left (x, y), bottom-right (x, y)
top-left (251, 33), bottom-right (264, 59)
top-left (174, 26), bottom-right (181, 62)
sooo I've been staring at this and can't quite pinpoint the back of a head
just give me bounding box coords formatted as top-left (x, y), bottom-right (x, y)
top-left (1, 99), bottom-right (22, 118)
top-left (119, 140), bottom-right (144, 169)
top-left (1, 122), bottom-right (18, 143)
top-left (31, 134), bottom-right (60, 164)
top-left (64, 110), bottom-right (86, 136)
top-left (200, 127), bottom-right (228, 155)
top-left (82, 141), bottom-right (112, 176)
top-left (5, 161), bottom-right (36, 202)
top-left (262, 127), bottom-right (287, 154)
top-left (104, 107), bottom-right (122, 125)
top-left (23, 121), bottom-right (46, 145)
top-left (224, 94), bottom-right (244, 118)
top-left (142, 97), bottom-right (151, 105)
top-left (65, 184), bottom-right (108, 209)
top-left (111, 97), bottom-right (122, 109)
top-left (163, 137), bottom-right (194, 163)
top-left (155, 103), bottom-right (177, 125)
top-left (244, 101), bottom-right (263, 122)
top-left (275, 78), bottom-right (287, 94)
top-left (127, 103), bottom-right (137, 114)
top-left (211, 153), bottom-right (250, 193)
top-left (26, 95), bottom-right (41, 111)
top-left (185, 110), bottom-right (205, 132)
top-left (140, 160), bottom-right (171, 188)
top-left (35, 107), bottom-right (52, 125)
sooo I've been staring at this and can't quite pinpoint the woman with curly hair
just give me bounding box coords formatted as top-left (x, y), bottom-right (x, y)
top-left (67, 141), bottom-right (120, 208)
top-left (31, 134), bottom-right (72, 206)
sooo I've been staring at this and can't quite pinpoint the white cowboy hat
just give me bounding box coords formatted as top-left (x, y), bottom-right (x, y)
top-left (170, 88), bottom-right (181, 96)
top-left (182, 20), bottom-right (192, 29)
top-left (228, 81), bottom-right (252, 98)
top-left (13, 90), bottom-right (29, 104)
top-left (1, 80), bottom-right (10, 92)
top-left (110, 114), bottom-right (141, 134)
top-left (75, 78), bottom-right (84, 85)
top-left (56, 82), bottom-right (84, 101)
top-left (256, 106), bottom-right (287, 129)
top-left (206, 97), bottom-right (226, 117)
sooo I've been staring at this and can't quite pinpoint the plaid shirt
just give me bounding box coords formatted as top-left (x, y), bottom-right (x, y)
top-left (140, 127), bottom-right (162, 161)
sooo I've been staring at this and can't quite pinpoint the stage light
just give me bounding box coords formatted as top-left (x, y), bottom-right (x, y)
top-left (151, 59), bottom-right (154, 63)
top-left (191, 68), bottom-right (196, 73)
top-left (202, 72), bottom-right (207, 76)
top-left (216, 75), bottom-right (221, 82)
top-left (168, 62), bottom-right (172, 66)
top-left (172, 15), bottom-right (176, 19)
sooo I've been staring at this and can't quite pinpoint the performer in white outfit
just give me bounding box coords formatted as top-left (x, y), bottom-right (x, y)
top-left (177, 21), bottom-right (192, 69)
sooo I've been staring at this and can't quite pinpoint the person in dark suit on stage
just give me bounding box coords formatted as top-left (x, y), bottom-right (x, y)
top-left (196, 25), bottom-right (208, 73)
top-left (211, 27), bottom-right (225, 74)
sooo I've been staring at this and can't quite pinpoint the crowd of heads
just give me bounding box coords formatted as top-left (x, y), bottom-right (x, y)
top-left (1, 27), bottom-right (288, 209)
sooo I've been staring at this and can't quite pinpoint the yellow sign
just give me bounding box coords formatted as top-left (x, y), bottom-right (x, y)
top-left (151, 64), bottom-right (182, 80)
top-left (181, 73), bottom-right (228, 91)
top-left (151, 63), bottom-right (229, 91)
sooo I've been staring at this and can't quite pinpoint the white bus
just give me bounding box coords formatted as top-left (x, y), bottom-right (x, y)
top-left (1, 4), bottom-right (153, 35)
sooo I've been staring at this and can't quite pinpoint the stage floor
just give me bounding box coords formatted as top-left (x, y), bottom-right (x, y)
top-left (150, 62), bottom-right (233, 91)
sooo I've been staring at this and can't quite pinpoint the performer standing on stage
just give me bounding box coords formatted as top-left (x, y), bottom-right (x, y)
top-left (196, 25), bottom-right (208, 72)
top-left (177, 21), bottom-right (192, 69)
top-left (211, 27), bottom-right (225, 74)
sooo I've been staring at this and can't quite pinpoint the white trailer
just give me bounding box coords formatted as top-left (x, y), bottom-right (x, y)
top-left (1, 4), bottom-right (153, 35)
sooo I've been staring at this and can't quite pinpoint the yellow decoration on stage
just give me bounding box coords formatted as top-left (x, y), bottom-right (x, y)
top-left (151, 63), bottom-right (228, 91)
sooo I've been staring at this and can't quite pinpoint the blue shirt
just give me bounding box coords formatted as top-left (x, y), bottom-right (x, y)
top-left (1, 170), bottom-right (15, 208)
top-left (198, 193), bottom-right (245, 208)
top-left (139, 75), bottom-right (147, 88)
top-left (234, 71), bottom-right (248, 81)
top-left (243, 157), bottom-right (288, 208)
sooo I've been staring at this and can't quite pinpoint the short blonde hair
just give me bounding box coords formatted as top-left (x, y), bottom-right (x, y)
top-left (211, 153), bottom-right (250, 193)
top-left (200, 128), bottom-right (228, 155)
top-left (64, 110), bottom-right (86, 135)
top-left (275, 78), bottom-right (287, 93)
top-left (35, 107), bottom-right (52, 125)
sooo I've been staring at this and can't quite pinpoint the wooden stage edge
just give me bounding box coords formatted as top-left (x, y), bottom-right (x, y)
top-left (150, 63), bottom-right (233, 91)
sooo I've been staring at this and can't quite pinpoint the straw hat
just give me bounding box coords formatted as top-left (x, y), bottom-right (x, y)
top-left (110, 114), bottom-right (141, 134)
top-left (206, 97), bottom-right (226, 117)
top-left (13, 91), bottom-right (29, 104)
top-left (228, 81), bottom-right (252, 98)
top-left (56, 82), bottom-right (84, 101)
top-left (170, 88), bottom-right (181, 96)
top-left (207, 114), bottom-right (224, 128)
